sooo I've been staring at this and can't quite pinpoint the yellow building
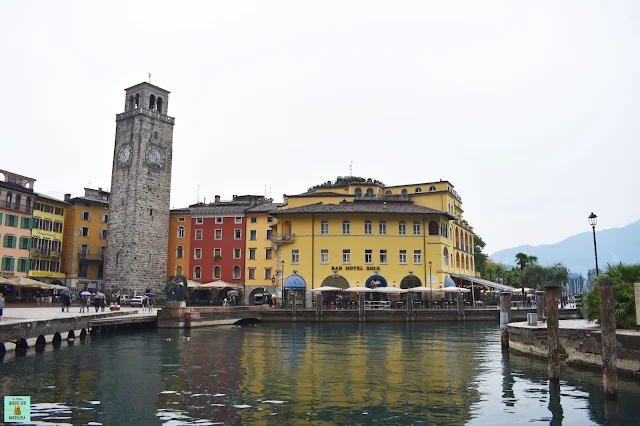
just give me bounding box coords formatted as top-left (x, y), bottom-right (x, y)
top-left (271, 177), bottom-right (477, 306)
top-left (29, 193), bottom-right (68, 284)
top-left (62, 188), bottom-right (110, 291)
top-left (244, 202), bottom-right (280, 302)
top-left (167, 208), bottom-right (191, 281)
top-left (0, 170), bottom-right (36, 280)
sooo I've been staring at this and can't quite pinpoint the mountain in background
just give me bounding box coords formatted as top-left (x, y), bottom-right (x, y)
top-left (490, 219), bottom-right (640, 275)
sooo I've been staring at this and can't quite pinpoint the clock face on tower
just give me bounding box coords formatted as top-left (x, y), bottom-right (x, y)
top-left (117, 144), bottom-right (132, 168)
top-left (145, 143), bottom-right (166, 170)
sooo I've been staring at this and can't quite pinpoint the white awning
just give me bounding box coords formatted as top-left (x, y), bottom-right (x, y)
top-left (450, 273), bottom-right (518, 292)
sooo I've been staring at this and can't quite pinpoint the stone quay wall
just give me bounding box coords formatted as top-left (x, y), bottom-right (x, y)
top-left (508, 324), bottom-right (640, 375)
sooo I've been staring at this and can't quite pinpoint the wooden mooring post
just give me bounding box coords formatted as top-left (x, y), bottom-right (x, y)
top-left (599, 280), bottom-right (617, 396)
top-left (546, 285), bottom-right (560, 381)
top-left (359, 293), bottom-right (365, 322)
top-left (536, 290), bottom-right (546, 322)
top-left (457, 292), bottom-right (465, 321)
top-left (499, 291), bottom-right (512, 347)
top-left (316, 292), bottom-right (323, 320)
top-left (291, 293), bottom-right (296, 320)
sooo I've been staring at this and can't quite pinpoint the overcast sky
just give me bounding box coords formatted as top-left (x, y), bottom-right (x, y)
top-left (1, 1), bottom-right (638, 253)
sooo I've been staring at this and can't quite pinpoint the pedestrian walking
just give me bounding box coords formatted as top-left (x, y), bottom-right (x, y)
top-left (94, 294), bottom-right (100, 312)
top-left (61, 294), bottom-right (67, 312)
top-left (100, 296), bottom-right (105, 312)
top-left (0, 293), bottom-right (4, 321)
top-left (148, 297), bottom-right (154, 313)
top-left (64, 294), bottom-right (71, 312)
top-left (80, 295), bottom-right (86, 313)
top-left (36, 292), bottom-right (42, 306)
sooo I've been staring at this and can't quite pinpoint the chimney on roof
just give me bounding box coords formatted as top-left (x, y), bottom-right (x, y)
top-left (215, 195), bottom-right (220, 203)
top-left (98, 187), bottom-right (102, 191)
top-left (64, 194), bottom-right (71, 202)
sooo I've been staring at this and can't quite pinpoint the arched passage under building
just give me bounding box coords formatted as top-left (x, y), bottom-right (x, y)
top-left (320, 274), bottom-right (349, 289)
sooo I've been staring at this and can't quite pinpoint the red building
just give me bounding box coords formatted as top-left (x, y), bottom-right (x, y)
top-left (189, 195), bottom-right (268, 285)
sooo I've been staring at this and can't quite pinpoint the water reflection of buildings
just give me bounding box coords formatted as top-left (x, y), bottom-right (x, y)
top-left (237, 323), bottom-right (481, 424)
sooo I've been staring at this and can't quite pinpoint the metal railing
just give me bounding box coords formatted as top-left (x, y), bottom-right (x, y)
top-left (77, 252), bottom-right (104, 261)
top-left (30, 249), bottom-right (62, 258)
top-left (269, 233), bottom-right (295, 244)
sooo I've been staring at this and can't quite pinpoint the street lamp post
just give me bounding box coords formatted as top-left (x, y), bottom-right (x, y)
top-left (588, 212), bottom-right (599, 275)
top-left (428, 261), bottom-right (433, 308)
top-left (281, 260), bottom-right (285, 307)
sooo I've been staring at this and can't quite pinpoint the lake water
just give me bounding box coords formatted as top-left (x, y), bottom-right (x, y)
top-left (1, 322), bottom-right (639, 425)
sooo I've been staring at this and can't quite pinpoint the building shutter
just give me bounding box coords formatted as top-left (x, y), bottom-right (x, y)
top-left (4, 214), bottom-right (9, 226)
top-left (3, 235), bottom-right (7, 248)
top-left (28, 238), bottom-right (32, 250)
top-left (9, 258), bottom-right (15, 271)
top-left (12, 237), bottom-right (16, 249)
top-left (25, 258), bottom-right (30, 272)
top-left (29, 218), bottom-right (34, 229)
top-left (0, 213), bottom-right (2, 223)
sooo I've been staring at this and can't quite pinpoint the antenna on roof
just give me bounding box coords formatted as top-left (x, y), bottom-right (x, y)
top-left (269, 186), bottom-right (272, 198)
top-left (88, 180), bottom-right (91, 187)
top-left (197, 185), bottom-right (200, 203)
top-left (350, 161), bottom-right (353, 177)
top-left (265, 185), bottom-right (267, 197)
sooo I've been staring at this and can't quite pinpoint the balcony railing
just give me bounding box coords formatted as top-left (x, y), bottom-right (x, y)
top-left (78, 252), bottom-right (104, 261)
top-left (30, 249), bottom-right (62, 258)
top-left (270, 233), bottom-right (295, 244)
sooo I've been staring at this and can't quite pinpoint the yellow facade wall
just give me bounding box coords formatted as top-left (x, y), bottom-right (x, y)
top-left (284, 195), bottom-right (353, 208)
top-left (30, 200), bottom-right (66, 279)
top-left (275, 214), bottom-right (471, 289)
top-left (244, 212), bottom-right (278, 289)
top-left (63, 203), bottom-right (109, 281)
top-left (167, 213), bottom-right (191, 280)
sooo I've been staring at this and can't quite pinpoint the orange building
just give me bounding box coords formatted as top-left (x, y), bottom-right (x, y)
top-left (167, 208), bottom-right (191, 280)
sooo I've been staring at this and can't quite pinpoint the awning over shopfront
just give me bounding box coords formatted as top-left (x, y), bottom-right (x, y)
top-left (450, 273), bottom-right (517, 292)
top-left (284, 275), bottom-right (306, 290)
top-left (365, 274), bottom-right (387, 288)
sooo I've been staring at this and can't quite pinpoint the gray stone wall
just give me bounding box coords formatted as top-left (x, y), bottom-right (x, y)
top-left (104, 84), bottom-right (174, 296)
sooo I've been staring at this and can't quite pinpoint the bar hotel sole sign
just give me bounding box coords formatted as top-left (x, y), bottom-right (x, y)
top-left (331, 266), bottom-right (381, 271)
top-left (4, 396), bottom-right (30, 423)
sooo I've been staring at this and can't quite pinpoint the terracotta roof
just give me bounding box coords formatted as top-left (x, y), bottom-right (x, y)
top-left (273, 201), bottom-right (454, 218)
top-left (71, 196), bottom-right (109, 206)
top-left (385, 180), bottom-right (452, 189)
top-left (286, 191), bottom-right (351, 198)
top-left (35, 192), bottom-right (69, 205)
top-left (245, 202), bottom-right (283, 213)
top-left (0, 181), bottom-right (34, 195)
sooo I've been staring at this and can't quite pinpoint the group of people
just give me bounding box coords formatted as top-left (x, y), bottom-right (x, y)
top-left (142, 295), bottom-right (155, 313)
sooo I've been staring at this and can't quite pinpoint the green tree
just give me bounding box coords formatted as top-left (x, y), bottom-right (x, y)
top-left (473, 235), bottom-right (488, 274)
top-left (515, 252), bottom-right (529, 270)
top-left (520, 263), bottom-right (568, 290)
top-left (582, 263), bottom-right (640, 329)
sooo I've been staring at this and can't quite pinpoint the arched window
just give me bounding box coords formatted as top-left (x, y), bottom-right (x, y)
top-left (401, 189), bottom-right (408, 197)
top-left (5, 192), bottom-right (13, 208)
top-left (354, 188), bottom-right (362, 198)
top-left (149, 94), bottom-right (156, 110)
top-left (177, 226), bottom-right (185, 238)
top-left (157, 97), bottom-right (163, 113)
top-left (428, 220), bottom-right (439, 235)
top-left (415, 187), bottom-right (422, 193)
top-left (398, 221), bottom-right (406, 235)
top-left (134, 93), bottom-right (140, 108)
top-left (465, 255), bottom-right (470, 270)
top-left (128, 95), bottom-right (134, 111)
top-left (176, 265), bottom-right (183, 275)
top-left (193, 266), bottom-right (201, 280)
top-left (364, 220), bottom-right (372, 235)
top-left (342, 220), bottom-right (350, 235)
top-left (429, 186), bottom-right (436, 192)
top-left (385, 190), bottom-right (392, 196)
top-left (320, 220), bottom-right (329, 235)
top-left (471, 258), bottom-right (474, 270)
top-left (213, 266), bottom-right (221, 279)
top-left (379, 220), bottom-right (387, 235)
top-left (365, 188), bottom-right (374, 197)
top-left (233, 265), bottom-right (241, 279)
top-left (14, 194), bottom-right (21, 210)
top-left (456, 253), bottom-right (460, 268)
top-left (176, 246), bottom-right (184, 259)
top-left (25, 197), bottom-right (32, 212)
top-left (443, 247), bottom-right (449, 265)
top-left (413, 221), bottom-right (421, 235)
top-left (455, 228), bottom-right (459, 248)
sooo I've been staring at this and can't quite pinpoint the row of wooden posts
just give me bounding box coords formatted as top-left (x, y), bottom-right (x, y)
top-left (500, 282), bottom-right (618, 397)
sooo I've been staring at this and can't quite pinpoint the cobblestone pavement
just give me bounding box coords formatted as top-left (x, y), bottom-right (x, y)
top-left (0, 305), bottom-right (157, 325)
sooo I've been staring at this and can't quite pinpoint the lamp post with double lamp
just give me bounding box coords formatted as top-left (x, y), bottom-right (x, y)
top-left (428, 261), bottom-right (433, 308)
top-left (281, 260), bottom-right (285, 308)
top-left (588, 212), bottom-right (599, 275)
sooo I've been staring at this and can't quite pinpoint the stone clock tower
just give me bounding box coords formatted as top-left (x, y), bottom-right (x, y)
top-left (104, 82), bottom-right (175, 296)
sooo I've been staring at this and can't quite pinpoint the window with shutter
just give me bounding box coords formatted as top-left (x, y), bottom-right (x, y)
top-left (0, 213), bottom-right (2, 223)
top-left (3, 235), bottom-right (8, 247)
top-left (10, 258), bottom-right (15, 271)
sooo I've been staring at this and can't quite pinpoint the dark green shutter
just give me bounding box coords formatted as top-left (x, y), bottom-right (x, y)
top-left (4, 214), bottom-right (8, 226)
top-left (25, 258), bottom-right (30, 272)
top-left (10, 258), bottom-right (14, 271)
top-left (28, 238), bottom-right (32, 250)
top-left (12, 237), bottom-right (16, 249)
top-left (0, 213), bottom-right (3, 223)
top-left (3, 235), bottom-right (7, 248)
